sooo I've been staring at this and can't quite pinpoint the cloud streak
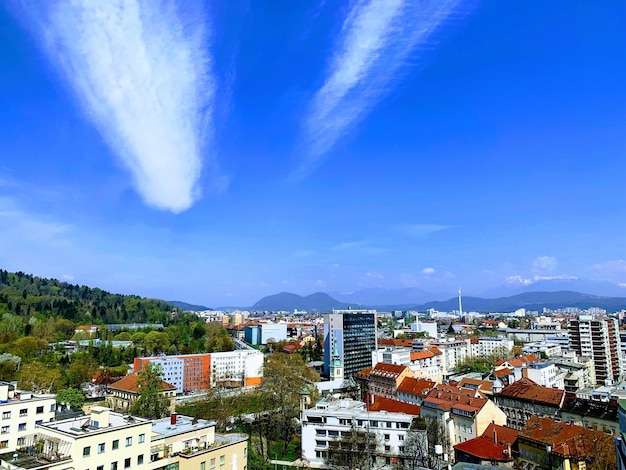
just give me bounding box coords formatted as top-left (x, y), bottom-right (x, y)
top-left (18, 0), bottom-right (215, 212)
top-left (295, 0), bottom-right (463, 177)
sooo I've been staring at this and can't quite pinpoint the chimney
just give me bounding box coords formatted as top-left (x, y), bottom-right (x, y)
top-left (171, 413), bottom-right (177, 425)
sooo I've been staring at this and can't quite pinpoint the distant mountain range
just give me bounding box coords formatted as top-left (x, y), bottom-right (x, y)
top-left (250, 290), bottom-right (626, 313)
top-left (252, 292), bottom-right (352, 312)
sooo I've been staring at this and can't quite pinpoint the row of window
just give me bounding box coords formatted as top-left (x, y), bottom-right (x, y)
top-left (334, 418), bottom-right (410, 429)
top-left (1, 421), bottom-right (43, 433)
top-left (199, 454), bottom-right (227, 470)
top-left (83, 434), bottom-right (145, 456)
top-left (1, 405), bottom-right (50, 419)
top-left (85, 455), bottom-right (144, 470)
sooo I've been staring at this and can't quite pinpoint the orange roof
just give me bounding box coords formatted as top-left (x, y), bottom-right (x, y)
top-left (429, 347), bottom-right (442, 355)
top-left (482, 423), bottom-right (519, 446)
top-left (519, 416), bottom-right (612, 460)
top-left (454, 435), bottom-right (513, 462)
top-left (494, 368), bottom-right (513, 378)
top-left (369, 362), bottom-right (410, 378)
top-left (397, 377), bottom-right (436, 396)
top-left (410, 350), bottom-right (434, 361)
top-left (367, 396), bottom-right (421, 415)
top-left (109, 373), bottom-right (176, 393)
top-left (497, 378), bottom-right (565, 407)
top-left (423, 386), bottom-right (488, 412)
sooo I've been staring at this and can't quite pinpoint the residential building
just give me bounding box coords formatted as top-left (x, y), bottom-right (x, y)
top-left (560, 396), bottom-right (619, 434)
top-left (523, 362), bottom-right (564, 389)
top-left (454, 423), bottom-right (518, 467)
top-left (244, 322), bottom-right (288, 346)
top-left (324, 310), bottom-right (377, 380)
top-left (429, 339), bottom-right (470, 377)
top-left (517, 415), bottom-right (616, 470)
top-left (0, 382), bottom-right (55, 453)
top-left (359, 363), bottom-right (414, 400)
top-left (420, 385), bottom-right (507, 446)
top-left (568, 315), bottom-right (623, 385)
top-left (494, 378), bottom-right (566, 430)
top-left (396, 377), bottom-right (436, 406)
top-left (0, 407), bottom-right (249, 470)
top-left (301, 398), bottom-right (415, 468)
top-left (134, 349), bottom-right (263, 392)
top-left (474, 337), bottom-right (514, 357)
top-left (408, 348), bottom-right (443, 382)
top-left (106, 374), bottom-right (176, 413)
top-left (373, 347), bottom-right (411, 366)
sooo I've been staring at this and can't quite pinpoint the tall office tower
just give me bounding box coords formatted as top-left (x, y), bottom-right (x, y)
top-left (569, 315), bottom-right (623, 385)
top-left (323, 309), bottom-right (378, 380)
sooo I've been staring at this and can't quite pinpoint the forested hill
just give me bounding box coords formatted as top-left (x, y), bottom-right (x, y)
top-left (0, 269), bottom-right (174, 324)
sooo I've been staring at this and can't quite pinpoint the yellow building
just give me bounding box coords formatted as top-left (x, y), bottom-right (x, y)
top-left (0, 407), bottom-right (248, 470)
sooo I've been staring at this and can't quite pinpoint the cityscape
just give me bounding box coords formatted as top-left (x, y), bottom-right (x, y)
top-left (1, 1), bottom-right (625, 470)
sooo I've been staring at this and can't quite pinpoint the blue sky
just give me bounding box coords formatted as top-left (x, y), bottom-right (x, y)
top-left (0, 0), bottom-right (625, 307)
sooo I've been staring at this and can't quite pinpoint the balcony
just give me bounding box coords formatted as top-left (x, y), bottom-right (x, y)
top-left (177, 434), bottom-right (248, 459)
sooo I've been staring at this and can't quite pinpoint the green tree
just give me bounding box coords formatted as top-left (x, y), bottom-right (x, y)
top-left (18, 362), bottom-right (63, 393)
top-left (56, 387), bottom-right (85, 410)
top-left (129, 363), bottom-right (171, 419)
top-left (257, 353), bottom-right (320, 457)
top-left (325, 428), bottom-right (379, 470)
top-left (0, 353), bottom-right (21, 381)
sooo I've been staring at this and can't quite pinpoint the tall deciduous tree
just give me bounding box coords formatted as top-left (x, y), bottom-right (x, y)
top-left (18, 362), bottom-right (63, 393)
top-left (129, 363), bottom-right (172, 419)
top-left (325, 428), bottom-right (380, 470)
top-left (56, 387), bottom-right (85, 410)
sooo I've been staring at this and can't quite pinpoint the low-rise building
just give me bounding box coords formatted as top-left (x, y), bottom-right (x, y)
top-left (494, 378), bottom-right (565, 430)
top-left (560, 396), bottom-right (619, 434)
top-left (106, 374), bottom-right (176, 413)
top-left (0, 407), bottom-right (249, 470)
top-left (454, 423), bottom-right (518, 467)
top-left (301, 398), bottom-right (415, 468)
top-left (0, 382), bottom-right (55, 453)
top-left (420, 385), bottom-right (507, 446)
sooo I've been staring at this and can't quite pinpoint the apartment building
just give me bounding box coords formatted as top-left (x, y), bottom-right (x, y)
top-left (106, 374), bottom-right (176, 413)
top-left (0, 407), bottom-right (248, 470)
top-left (494, 378), bottom-right (566, 430)
top-left (420, 385), bottom-right (507, 446)
top-left (134, 349), bottom-right (263, 392)
top-left (301, 398), bottom-right (415, 468)
top-left (359, 363), bottom-right (414, 400)
top-left (568, 315), bottom-right (623, 385)
top-left (523, 362), bottom-right (564, 389)
top-left (0, 382), bottom-right (55, 453)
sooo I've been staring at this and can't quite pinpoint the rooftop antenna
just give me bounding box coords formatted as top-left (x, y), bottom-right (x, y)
top-left (458, 287), bottom-right (463, 318)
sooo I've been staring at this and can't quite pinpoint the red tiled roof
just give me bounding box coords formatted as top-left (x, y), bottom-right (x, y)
top-left (367, 396), bottom-right (421, 415)
top-left (482, 423), bottom-right (518, 446)
top-left (109, 374), bottom-right (176, 393)
top-left (369, 362), bottom-right (409, 378)
top-left (454, 436), bottom-right (513, 462)
top-left (519, 416), bottom-right (612, 460)
top-left (397, 377), bottom-right (436, 396)
top-left (423, 386), bottom-right (488, 412)
top-left (497, 378), bottom-right (565, 407)
top-left (494, 368), bottom-right (513, 378)
top-left (410, 351), bottom-right (434, 361)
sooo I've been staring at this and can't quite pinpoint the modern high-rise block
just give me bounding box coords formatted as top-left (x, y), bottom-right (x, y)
top-left (323, 309), bottom-right (377, 380)
top-left (568, 315), bottom-right (622, 385)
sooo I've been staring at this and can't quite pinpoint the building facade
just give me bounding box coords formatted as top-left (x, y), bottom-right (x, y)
top-left (569, 315), bottom-right (623, 385)
top-left (324, 310), bottom-right (377, 380)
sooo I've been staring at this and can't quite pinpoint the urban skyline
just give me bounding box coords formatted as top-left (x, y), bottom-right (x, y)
top-left (0, 1), bottom-right (624, 306)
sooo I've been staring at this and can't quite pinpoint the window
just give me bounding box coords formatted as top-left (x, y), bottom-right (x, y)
top-left (83, 446), bottom-right (91, 457)
top-left (35, 420), bottom-right (43, 425)
top-left (0, 441), bottom-right (7, 449)
top-left (385, 421), bottom-right (392, 428)
top-left (36, 406), bottom-right (44, 414)
top-left (19, 409), bottom-right (27, 417)
top-left (98, 443), bottom-right (105, 453)
top-left (220, 455), bottom-right (225, 467)
top-left (112, 440), bottom-right (119, 450)
top-left (137, 455), bottom-right (144, 466)
top-left (97, 466), bottom-right (104, 470)
top-left (18, 423), bottom-right (26, 431)
top-left (384, 445), bottom-right (390, 452)
top-left (370, 420), bottom-right (378, 427)
top-left (124, 458), bottom-right (131, 468)
top-left (1, 412), bottom-right (10, 419)
top-left (138, 433), bottom-right (145, 443)
top-left (111, 462), bottom-right (118, 470)
top-left (125, 437), bottom-right (132, 447)
top-left (384, 434), bottom-right (390, 441)
top-left (200, 463), bottom-right (206, 470)
top-left (50, 404), bottom-right (55, 412)
top-left (399, 446), bottom-right (405, 453)
top-left (17, 437), bottom-right (25, 447)
top-left (210, 458), bottom-right (216, 470)
top-left (1, 426), bottom-right (9, 434)
top-left (399, 435), bottom-right (404, 441)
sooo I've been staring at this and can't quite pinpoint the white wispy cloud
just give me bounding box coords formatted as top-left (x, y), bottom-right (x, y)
top-left (505, 274), bottom-right (578, 286)
top-left (398, 223), bottom-right (452, 237)
top-left (18, 0), bottom-right (216, 212)
top-left (295, 0), bottom-right (463, 177)
top-left (422, 267), bottom-right (435, 275)
top-left (593, 259), bottom-right (626, 273)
